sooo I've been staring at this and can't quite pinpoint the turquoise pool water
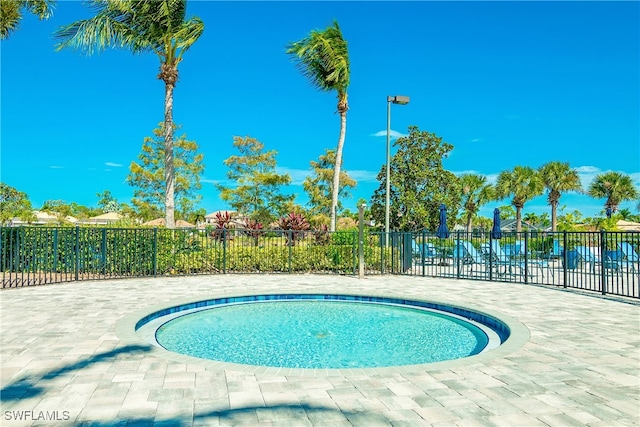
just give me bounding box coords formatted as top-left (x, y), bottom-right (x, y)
top-left (154, 300), bottom-right (490, 369)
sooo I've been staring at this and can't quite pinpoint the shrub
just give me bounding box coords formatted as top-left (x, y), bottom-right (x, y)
top-left (278, 212), bottom-right (310, 246)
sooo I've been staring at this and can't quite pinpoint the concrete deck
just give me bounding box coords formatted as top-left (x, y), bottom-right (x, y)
top-left (1, 275), bottom-right (638, 426)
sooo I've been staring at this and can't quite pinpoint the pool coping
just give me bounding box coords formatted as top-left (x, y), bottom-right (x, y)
top-left (116, 290), bottom-right (530, 377)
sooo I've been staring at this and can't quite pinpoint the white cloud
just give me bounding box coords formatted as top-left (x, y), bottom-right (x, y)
top-left (105, 162), bottom-right (123, 167)
top-left (371, 129), bottom-right (407, 139)
top-left (450, 170), bottom-right (499, 185)
top-left (576, 166), bottom-right (640, 189)
top-left (49, 166), bottom-right (63, 169)
top-left (201, 178), bottom-right (221, 184)
top-left (471, 138), bottom-right (482, 143)
top-left (348, 170), bottom-right (379, 183)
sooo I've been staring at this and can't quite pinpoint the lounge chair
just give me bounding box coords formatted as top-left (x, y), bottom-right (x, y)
top-left (452, 240), bottom-right (488, 274)
top-left (420, 242), bottom-right (440, 264)
top-left (412, 241), bottom-right (439, 265)
top-left (484, 240), bottom-right (553, 278)
top-left (550, 239), bottom-right (564, 259)
top-left (481, 241), bottom-right (516, 276)
top-left (617, 242), bottom-right (639, 272)
top-left (574, 246), bottom-right (601, 272)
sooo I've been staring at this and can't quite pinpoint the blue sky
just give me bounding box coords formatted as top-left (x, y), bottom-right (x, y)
top-left (2, 1), bottom-right (639, 222)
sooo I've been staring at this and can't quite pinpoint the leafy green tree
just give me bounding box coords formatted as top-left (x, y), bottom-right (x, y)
top-left (459, 174), bottom-right (495, 232)
top-left (287, 21), bottom-right (350, 232)
top-left (0, 0), bottom-right (54, 39)
top-left (495, 166), bottom-right (544, 232)
top-left (498, 205), bottom-right (516, 220)
top-left (0, 183), bottom-right (34, 224)
top-left (40, 200), bottom-right (101, 221)
top-left (473, 215), bottom-right (493, 233)
top-left (303, 148), bottom-right (356, 218)
top-left (539, 161), bottom-right (582, 231)
top-left (96, 190), bottom-right (121, 213)
top-left (523, 212), bottom-right (550, 229)
top-left (370, 126), bottom-right (461, 231)
top-left (127, 123), bottom-right (204, 222)
top-left (55, 0), bottom-right (204, 228)
top-left (587, 171), bottom-right (639, 214)
top-left (557, 209), bottom-right (584, 231)
top-left (217, 136), bottom-right (294, 225)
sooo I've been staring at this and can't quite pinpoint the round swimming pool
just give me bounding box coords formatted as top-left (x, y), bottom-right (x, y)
top-left (134, 294), bottom-right (509, 369)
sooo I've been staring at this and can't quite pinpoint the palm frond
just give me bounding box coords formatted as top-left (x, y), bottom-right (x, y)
top-left (286, 21), bottom-right (350, 94)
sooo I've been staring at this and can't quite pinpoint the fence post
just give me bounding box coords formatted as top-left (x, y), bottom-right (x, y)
top-left (563, 231), bottom-right (568, 288)
top-left (53, 229), bottom-right (58, 273)
top-left (101, 228), bottom-right (107, 275)
top-left (152, 228), bottom-right (158, 277)
top-left (599, 230), bottom-right (607, 295)
top-left (223, 229), bottom-right (227, 274)
top-left (456, 231), bottom-right (461, 279)
top-left (421, 229), bottom-right (426, 277)
top-left (524, 232), bottom-right (529, 284)
top-left (358, 205), bottom-right (365, 279)
top-left (381, 232), bottom-right (386, 274)
top-left (489, 234), bottom-right (493, 282)
top-left (74, 226), bottom-right (79, 281)
top-left (288, 230), bottom-right (292, 273)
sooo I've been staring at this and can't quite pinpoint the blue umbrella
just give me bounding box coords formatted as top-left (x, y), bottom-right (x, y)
top-left (491, 208), bottom-right (502, 239)
top-left (435, 204), bottom-right (450, 239)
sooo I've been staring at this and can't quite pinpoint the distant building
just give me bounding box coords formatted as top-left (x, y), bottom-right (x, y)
top-left (8, 210), bottom-right (77, 226)
top-left (499, 219), bottom-right (540, 232)
top-left (205, 210), bottom-right (248, 228)
top-left (80, 212), bottom-right (123, 225)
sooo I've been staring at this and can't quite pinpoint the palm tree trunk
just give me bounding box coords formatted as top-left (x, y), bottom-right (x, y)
top-left (330, 110), bottom-right (347, 232)
top-left (164, 79), bottom-right (175, 229)
top-left (466, 214), bottom-right (473, 233)
top-left (516, 206), bottom-right (522, 233)
top-left (551, 202), bottom-right (557, 232)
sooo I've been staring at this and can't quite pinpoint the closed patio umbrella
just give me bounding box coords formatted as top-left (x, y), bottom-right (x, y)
top-left (435, 204), bottom-right (450, 239)
top-left (491, 208), bottom-right (502, 239)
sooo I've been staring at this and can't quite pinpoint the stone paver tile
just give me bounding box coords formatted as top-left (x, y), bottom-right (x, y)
top-left (506, 397), bottom-right (559, 415)
top-left (261, 391), bottom-right (301, 406)
top-left (255, 405), bottom-right (307, 422)
top-left (486, 413), bottom-right (548, 426)
top-left (383, 409), bottom-right (431, 424)
top-left (228, 391), bottom-right (265, 409)
top-left (414, 405), bottom-right (458, 423)
top-left (345, 412), bottom-right (392, 426)
top-left (378, 395), bottom-right (420, 410)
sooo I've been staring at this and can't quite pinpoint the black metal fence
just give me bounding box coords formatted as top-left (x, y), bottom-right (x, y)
top-left (379, 230), bottom-right (640, 299)
top-left (2, 226), bottom-right (639, 299)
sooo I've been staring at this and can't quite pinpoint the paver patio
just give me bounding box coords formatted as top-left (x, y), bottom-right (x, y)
top-left (1, 274), bottom-right (638, 426)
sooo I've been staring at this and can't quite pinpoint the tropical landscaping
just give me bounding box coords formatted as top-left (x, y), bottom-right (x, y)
top-left (2, 1), bottom-right (638, 233)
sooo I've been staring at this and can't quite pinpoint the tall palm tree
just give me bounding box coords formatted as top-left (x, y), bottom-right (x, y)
top-left (495, 166), bottom-right (544, 232)
top-left (287, 21), bottom-right (350, 232)
top-left (539, 161), bottom-right (582, 231)
top-left (588, 172), bottom-right (639, 214)
top-left (459, 174), bottom-right (494, 232)
top-left (55, 0), bottom-right (204, 229)
top-left (0, 0), bottom-right (54, 39)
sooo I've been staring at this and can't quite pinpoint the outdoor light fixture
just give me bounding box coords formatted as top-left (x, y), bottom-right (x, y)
top-left (385, 95), bottom-right (410, 244)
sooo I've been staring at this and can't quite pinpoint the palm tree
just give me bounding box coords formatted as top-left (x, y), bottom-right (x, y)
top-left (539, 161), bottom-right (582, 231)
top-left (0, 0), bottom-right (54, 39)
top-left (55, 0), bottom-right (204, 229)
top-left (588, 172), bottom-right (639, 214)
top-left (459, 174), bottom-right (494, 232)
top-left (287, 21), bottom-right (350, 232)
top-left (495, 166), bottom-right (544, 232)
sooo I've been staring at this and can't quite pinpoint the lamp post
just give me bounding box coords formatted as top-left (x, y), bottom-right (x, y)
top-left (385, 95), bottom-right (410, 244)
